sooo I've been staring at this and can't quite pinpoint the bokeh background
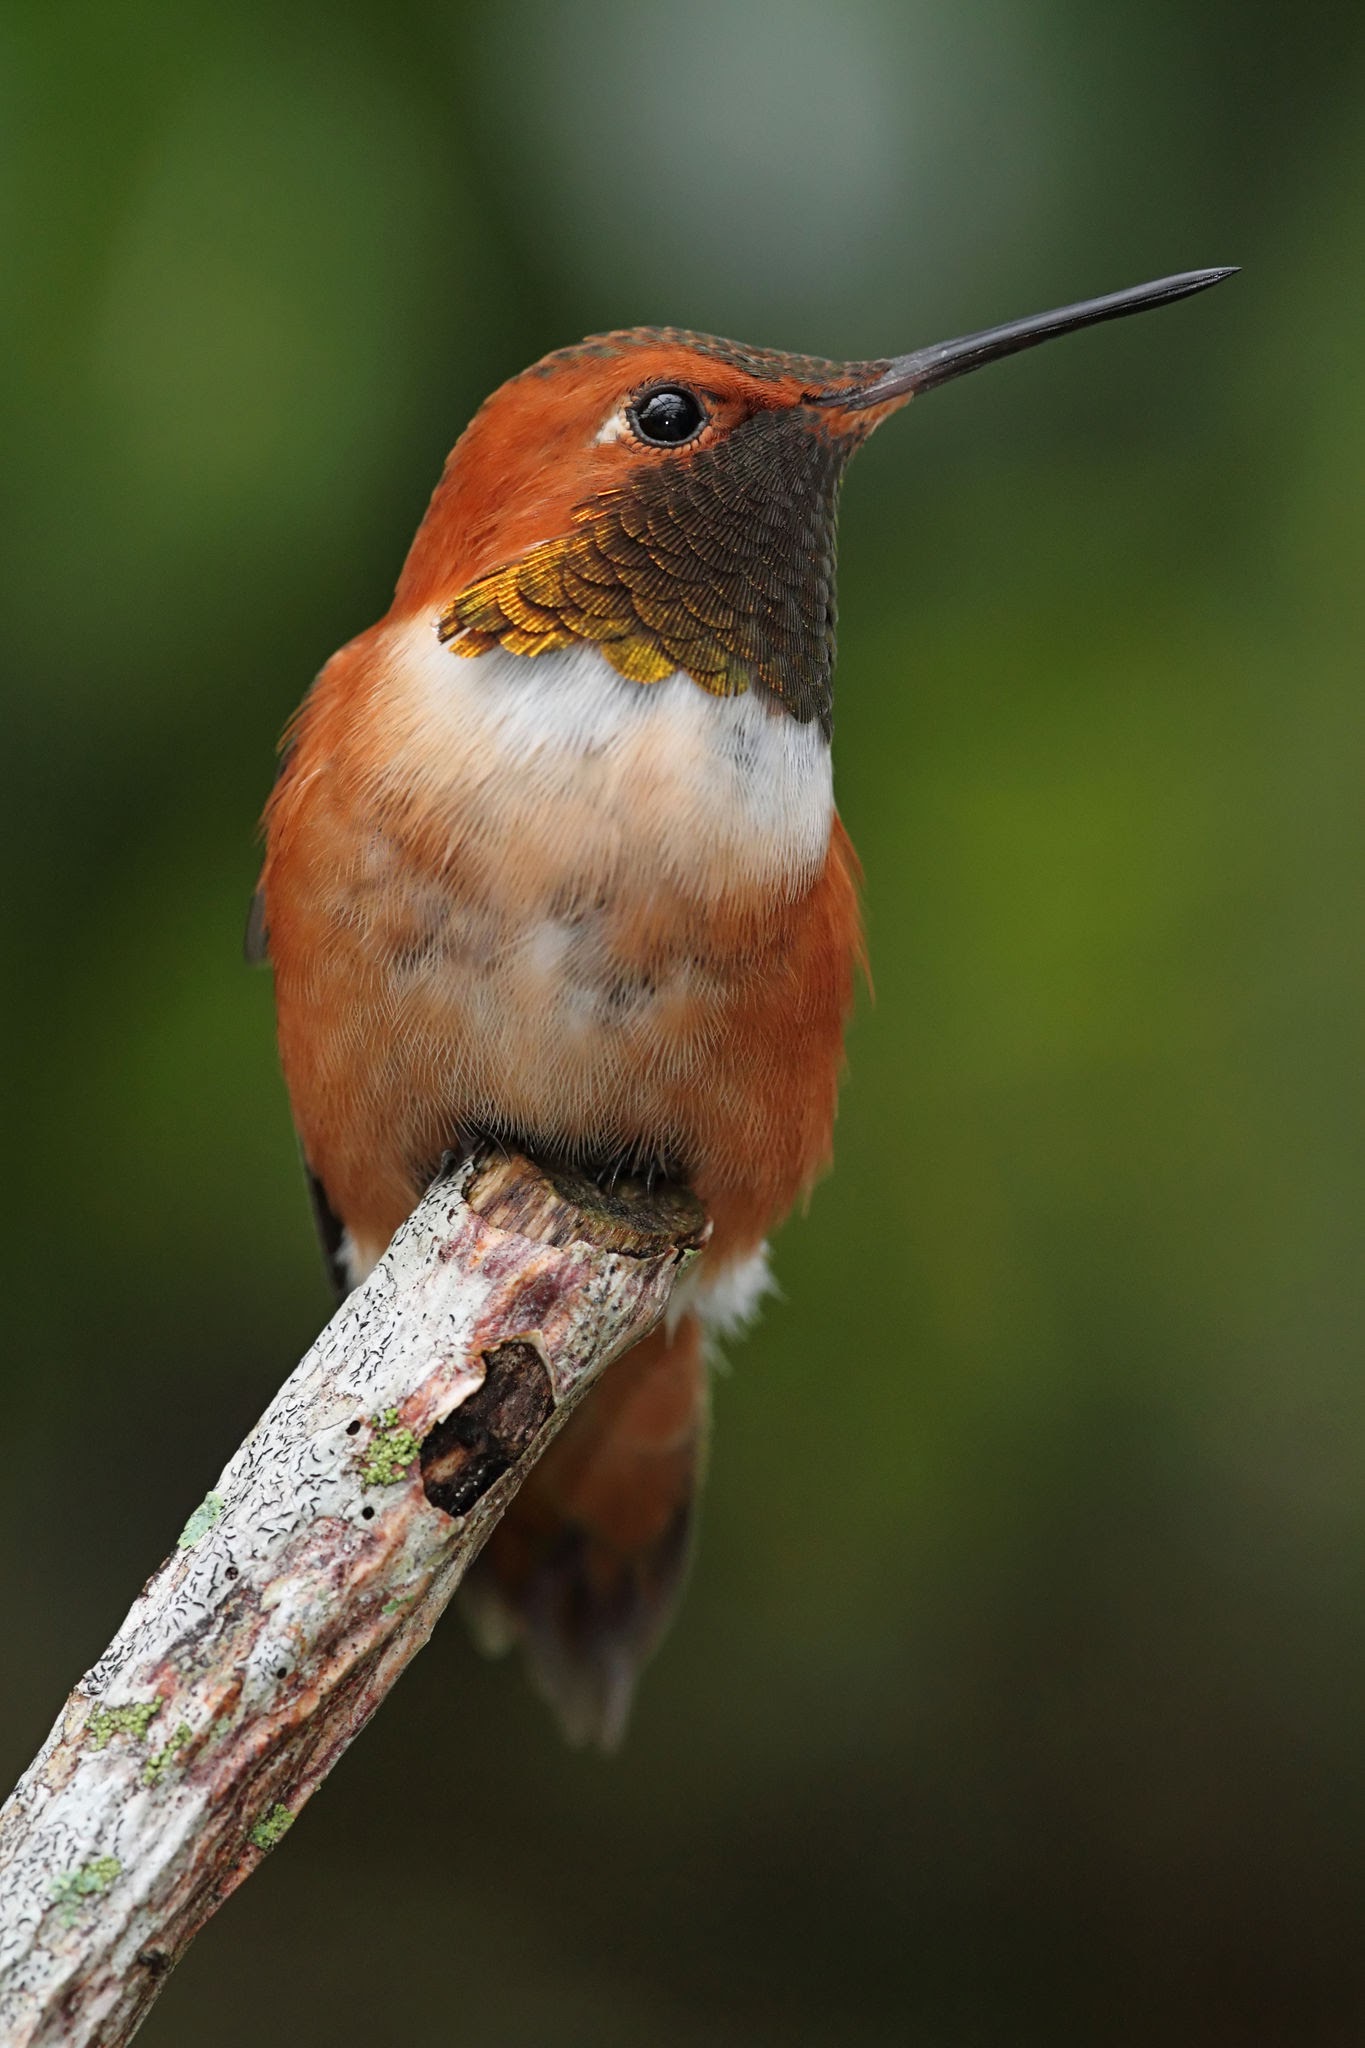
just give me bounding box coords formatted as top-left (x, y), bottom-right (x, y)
top-left (4, 2), bottom-right (1363, 2041)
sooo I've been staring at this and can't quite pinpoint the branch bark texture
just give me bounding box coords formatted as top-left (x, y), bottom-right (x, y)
top-left (0, 1153), bottom-right (706, 2047)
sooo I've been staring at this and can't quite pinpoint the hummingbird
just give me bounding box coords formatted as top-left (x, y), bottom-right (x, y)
top-left (251, 267), bottom-right (1234, 1747)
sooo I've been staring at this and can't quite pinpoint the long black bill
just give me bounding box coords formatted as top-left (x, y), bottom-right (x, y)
top-left (821, 268), bottom-right (1238, 410)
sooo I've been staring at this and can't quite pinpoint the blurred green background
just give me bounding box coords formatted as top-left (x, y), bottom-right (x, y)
top-left (3, 1), bottom-right (1363, 2041)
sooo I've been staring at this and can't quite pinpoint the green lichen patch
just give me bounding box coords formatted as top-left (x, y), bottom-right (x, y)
top-left (85, 1699), bottom-right (162, 1751)
top-left (248, 1803), bottom-right (295, 1851)
top-left (177, 1490), bottom-right (225, 1549)
top-left (51, 1856), bottom-right (121, 1925)
top-left (359, 1408), bottom-right (421, 1488)
top-left (83, 1695), bottom-right (162, 1761)
top-left (142, 1722), bottom-right (193, 1786)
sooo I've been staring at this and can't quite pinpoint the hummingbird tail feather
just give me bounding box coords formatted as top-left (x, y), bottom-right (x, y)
top-left (459, 1313), bottom-right (707, 1750)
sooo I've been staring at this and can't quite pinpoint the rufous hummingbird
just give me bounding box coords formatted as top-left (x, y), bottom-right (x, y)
top-left (251, 267), bottom-right (1234, 1746)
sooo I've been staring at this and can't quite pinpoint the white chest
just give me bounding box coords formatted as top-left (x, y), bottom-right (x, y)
top-left (371, 624), bottom-right (836, 904)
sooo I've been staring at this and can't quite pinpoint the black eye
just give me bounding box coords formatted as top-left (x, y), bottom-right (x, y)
top-left (627, 385), bottom-right (706, 448)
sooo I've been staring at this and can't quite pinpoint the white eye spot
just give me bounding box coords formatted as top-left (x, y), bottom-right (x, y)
top-left (594, 406), bottom-right (630, 446)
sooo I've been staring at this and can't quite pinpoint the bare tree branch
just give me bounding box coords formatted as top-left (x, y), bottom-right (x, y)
top-left (0, 1152), bottom-right (706, 2048)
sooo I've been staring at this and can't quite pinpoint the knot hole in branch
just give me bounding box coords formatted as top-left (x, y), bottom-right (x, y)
top-left (421, 1340), bottom-right (555, 1519)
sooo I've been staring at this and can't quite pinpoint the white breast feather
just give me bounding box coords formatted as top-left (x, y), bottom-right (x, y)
top-left (374, 622), bottom-right (834, 899)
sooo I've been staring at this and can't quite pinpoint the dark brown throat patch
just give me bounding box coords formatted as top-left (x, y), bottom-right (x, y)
top-left (438, 408), bottom-right (859, 738)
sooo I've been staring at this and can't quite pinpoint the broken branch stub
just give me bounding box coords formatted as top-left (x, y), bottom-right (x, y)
top-left (0, 1152), bottom-right (706, 2048)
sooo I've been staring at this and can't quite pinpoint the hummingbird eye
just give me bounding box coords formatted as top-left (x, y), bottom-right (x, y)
top-left (626, 385), bottom-right (707, 448)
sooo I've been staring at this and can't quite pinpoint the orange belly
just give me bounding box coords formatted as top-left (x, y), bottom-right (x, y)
top-left (261, 627), bottom-right (863, 1282)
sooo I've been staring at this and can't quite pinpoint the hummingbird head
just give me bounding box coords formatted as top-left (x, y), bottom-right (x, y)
top-left (396, 270), bottom-right (1234, 740)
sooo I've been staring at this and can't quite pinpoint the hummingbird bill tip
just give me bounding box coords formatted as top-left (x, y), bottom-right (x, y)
top-left (820, 265), bottom-right (1240, 412)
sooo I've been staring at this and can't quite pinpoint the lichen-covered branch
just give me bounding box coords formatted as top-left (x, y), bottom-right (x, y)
top-left (0, 1154), bottom-right (706, 2048)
